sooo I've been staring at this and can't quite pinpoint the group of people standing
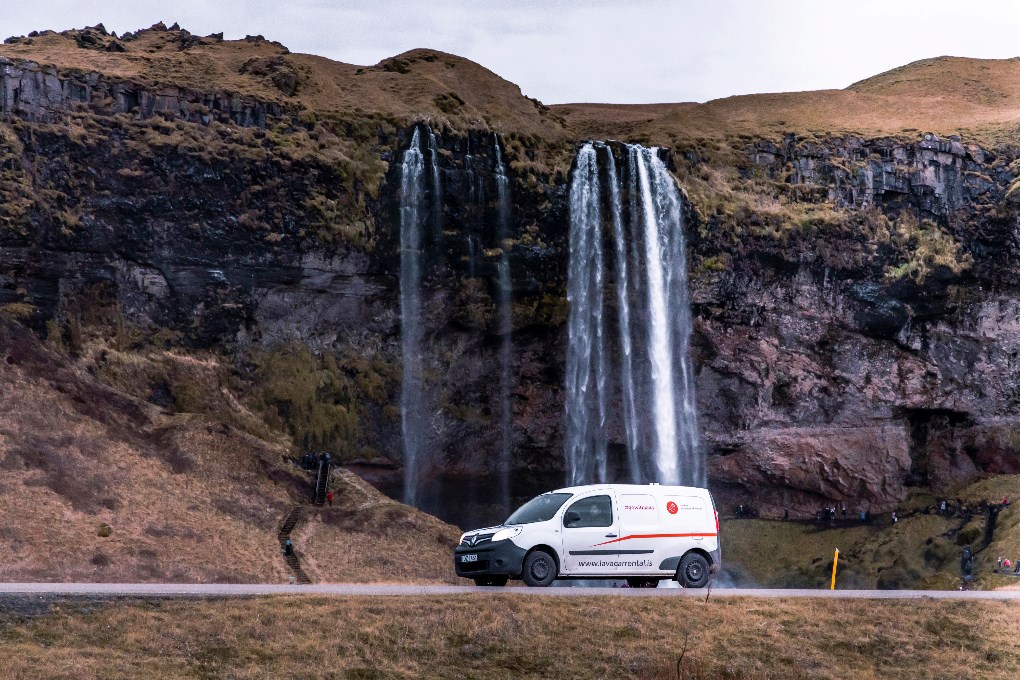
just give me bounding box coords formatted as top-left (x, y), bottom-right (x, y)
top-left (996, 556), bottom-right (1020, 575)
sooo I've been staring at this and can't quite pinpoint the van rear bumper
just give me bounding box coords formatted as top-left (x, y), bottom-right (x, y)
top-left (454, 540), bottom-right (527, 579)
top-left (708, 544), bottom-right (722, 574)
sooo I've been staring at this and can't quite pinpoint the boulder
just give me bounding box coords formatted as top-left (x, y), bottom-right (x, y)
top-left (711, 425), bottom-right (912, 515)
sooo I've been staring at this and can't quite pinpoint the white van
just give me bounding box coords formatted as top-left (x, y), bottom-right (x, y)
top-left (454, 483), bottom-right (721, 588)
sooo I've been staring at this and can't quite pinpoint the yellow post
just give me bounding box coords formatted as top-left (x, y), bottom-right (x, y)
top-left (830, 548), bottom-right (840, 590)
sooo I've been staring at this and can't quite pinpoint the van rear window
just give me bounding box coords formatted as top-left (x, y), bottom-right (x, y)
top-left (505, 493), bottom-right (572, 525)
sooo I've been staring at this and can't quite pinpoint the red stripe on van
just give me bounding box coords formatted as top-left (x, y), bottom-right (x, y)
top-left (593, 533), bottom-right (717, 547)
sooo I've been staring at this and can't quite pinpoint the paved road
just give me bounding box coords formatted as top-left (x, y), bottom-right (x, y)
top-left (1, 583), bottom-right (1018, 599)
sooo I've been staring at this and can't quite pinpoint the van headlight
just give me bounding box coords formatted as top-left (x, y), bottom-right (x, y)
top-left (459, 532), bottom-right (468, 545)
top-left (491, 526), bottom-right (522, 543)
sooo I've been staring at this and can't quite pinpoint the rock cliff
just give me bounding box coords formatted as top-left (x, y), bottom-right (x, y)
top-left (2, 27), bottom-right (1020, 523)
top-left (0, 55), bottom-right (288, 126)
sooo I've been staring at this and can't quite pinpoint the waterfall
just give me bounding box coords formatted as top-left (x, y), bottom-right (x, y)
top-left (564, 142), bottom-right (703, 487)
top-left (426, 128), bottom-right (443, 261)
top-left (400, 128), bottom-right (426, 505)
top-left (493, 133), bottom-right (513, 509)
top-left (464, 137), bottom-right (481, 278)
top-left (565, 143), bottom-right (607, 485)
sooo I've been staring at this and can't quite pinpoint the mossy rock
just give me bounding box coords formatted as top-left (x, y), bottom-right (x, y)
top-left (97, 523), bottom-right (112, 537)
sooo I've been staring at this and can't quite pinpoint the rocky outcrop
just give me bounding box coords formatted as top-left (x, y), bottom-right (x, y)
top-left (712, 425), bottom-right (912, 514)
top-left (0, 57), bottom-right (289, 126)
top-left (748, 133), bottom-right (1007, 216)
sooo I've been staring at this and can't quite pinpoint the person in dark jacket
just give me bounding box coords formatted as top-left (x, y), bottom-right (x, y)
top-left (283, 538), bottom-right (294, 556)
top-left (961, 545), bottom-right (974, 578)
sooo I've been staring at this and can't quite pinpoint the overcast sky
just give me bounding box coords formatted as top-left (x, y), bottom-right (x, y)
top-left (6, 1), bottom-right (1020, 104)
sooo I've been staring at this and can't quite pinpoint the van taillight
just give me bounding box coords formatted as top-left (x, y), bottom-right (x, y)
top-left (714, 509), bottom-right (720, 533)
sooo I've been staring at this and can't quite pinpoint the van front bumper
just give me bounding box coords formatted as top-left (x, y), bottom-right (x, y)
top-left (454, 540), bottom-right (527, 579)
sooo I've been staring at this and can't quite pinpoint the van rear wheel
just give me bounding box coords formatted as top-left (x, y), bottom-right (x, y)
top-left (677, 553), bottom-right (710, 588)
top-left (521, 550), bottom-right (557, 587)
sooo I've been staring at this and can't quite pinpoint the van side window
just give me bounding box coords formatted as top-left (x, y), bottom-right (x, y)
top-left (563, 495), bottom-right (613, 528)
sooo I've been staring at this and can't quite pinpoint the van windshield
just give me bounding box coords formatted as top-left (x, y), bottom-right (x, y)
top-left (505, 493), bottom-right (572, 525)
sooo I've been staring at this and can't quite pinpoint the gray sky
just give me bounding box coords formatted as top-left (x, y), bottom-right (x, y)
top-left (6, 1), bottom-right (1020, 104)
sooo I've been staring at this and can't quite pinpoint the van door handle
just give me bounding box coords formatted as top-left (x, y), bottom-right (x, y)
top-left (605, 534), bottom-right (617, 538)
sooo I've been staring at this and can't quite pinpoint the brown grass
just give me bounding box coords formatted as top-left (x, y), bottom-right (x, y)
top-left (0, 28), bottom-right (569, 140)
top-left (296, 470), bottom-right (461, 584)
top-left (16, 29), bottom-right (1020, 149)
top-left (0, 320), bottom-right (456, 585)
top-left (0, 345), bottom-right (292, 583)
top-left (0, 594), bottom-right (1017, 678)
top-left (553, 57), bottom-right (1020, 147)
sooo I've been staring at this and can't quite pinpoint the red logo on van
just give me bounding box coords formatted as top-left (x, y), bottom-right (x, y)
top-left (666, 501), bottom-right (678, 515)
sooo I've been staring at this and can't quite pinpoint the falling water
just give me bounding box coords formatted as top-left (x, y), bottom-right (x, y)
top-left (564, 142), bottom-right (703, 487)
top-left (400, 128), bottom-right (426, 505)
top-left (464, 137), bottom-right (481, 277)
top-left (564, 143), bottom-right (607, 485)
top-left (634, 150), bottom-right (679, 483)
top-left (493, 133), bottom-right (513, 508)
top-left (605, 151), bottom-right (641, 483)
top-left (426, 128), bottom-right (443, 261)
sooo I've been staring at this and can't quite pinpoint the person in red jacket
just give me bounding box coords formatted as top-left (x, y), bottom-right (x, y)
top-left (326, 490), bottom-right (334, 506)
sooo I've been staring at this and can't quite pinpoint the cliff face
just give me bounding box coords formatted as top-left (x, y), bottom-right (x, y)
top-left (0, 56), bottom-right (289, 126)
top-left (692, 133), bottom-right (1020, 513)
top-left (3, 29), bottom-right (1020, 520)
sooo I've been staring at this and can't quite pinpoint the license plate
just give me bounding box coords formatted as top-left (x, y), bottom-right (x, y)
top-left (461, 554), bottom-right (478, 563)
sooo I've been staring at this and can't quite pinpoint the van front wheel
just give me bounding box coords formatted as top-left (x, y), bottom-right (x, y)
top-left (677, 553), bottom-right (710, 588)
top-left (522, 550), bottom-right (557, 587)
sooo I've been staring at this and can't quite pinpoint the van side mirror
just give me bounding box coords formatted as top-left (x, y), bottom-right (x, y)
top-left (564, 511), bottom-right (581, 527)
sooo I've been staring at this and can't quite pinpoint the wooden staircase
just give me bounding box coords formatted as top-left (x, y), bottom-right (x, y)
top-left (277, 503), bottom-right (311, 585)
top-left (313, 455), bottom-right (332, 505)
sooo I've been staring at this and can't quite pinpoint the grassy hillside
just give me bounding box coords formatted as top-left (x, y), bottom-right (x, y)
top-left (0, 25), bottom-right (569, 139)
top-left (1, 594), bottom-right (1018, 678)
top-left (553, 57), bottom-right (1020, 146)
top-left (0, 317), bottom-right (459, 584)
top-left (723, 475), bottom-right (1020, 591)
top-left (14, 27), bottom-right (1020, 148)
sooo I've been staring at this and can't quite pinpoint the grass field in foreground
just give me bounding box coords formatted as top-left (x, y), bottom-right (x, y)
top-left (0, 595), bottom-right (1017, 679)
